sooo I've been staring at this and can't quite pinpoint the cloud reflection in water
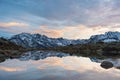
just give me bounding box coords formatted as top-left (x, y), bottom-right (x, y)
top-left (0, 56), bottom-right (120, 80)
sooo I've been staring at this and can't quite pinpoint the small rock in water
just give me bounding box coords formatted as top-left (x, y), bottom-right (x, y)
top-left (100, 61), bottom-right (113, 69)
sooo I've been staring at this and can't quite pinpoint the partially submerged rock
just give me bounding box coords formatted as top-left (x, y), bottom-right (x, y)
top-left (100, 61), bottom-right (113, 69)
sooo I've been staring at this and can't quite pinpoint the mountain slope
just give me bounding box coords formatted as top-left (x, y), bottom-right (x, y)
top-left (0, 37), bottom-right (23, 50)
top-left (9, 33), bottom-right (86, 48)
top-left (0, 37), bottom-right (25, 62)
top-left (9, 31), bottom-right (120, 48)
top-left (89, 31), bottom-right (120, 43)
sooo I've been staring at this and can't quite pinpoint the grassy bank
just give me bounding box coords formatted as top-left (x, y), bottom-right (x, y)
top-left (45, 42), bottom-right (120, 58)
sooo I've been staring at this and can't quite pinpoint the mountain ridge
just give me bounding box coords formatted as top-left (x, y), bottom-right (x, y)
top-left (9, 32), bottom-right (87, 48)
top-left (89, 31), bottom-right (120, 43)
top-left (9, 31), bottom-right (120, 48)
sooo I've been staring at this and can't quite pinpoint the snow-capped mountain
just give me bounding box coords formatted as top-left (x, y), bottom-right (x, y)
top-left (9, 31), bottom-right (120, 48)
top-left (9, 33), bottom-right (86, 48)
top-left (89, 31), bottom-right (120, 43)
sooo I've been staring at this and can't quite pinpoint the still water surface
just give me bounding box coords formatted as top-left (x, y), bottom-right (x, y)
top-left (0, 51), bottom-right (120, 80)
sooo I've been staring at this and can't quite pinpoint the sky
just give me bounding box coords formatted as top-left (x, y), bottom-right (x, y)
top-left (0, 0), bottom-right (120, 39)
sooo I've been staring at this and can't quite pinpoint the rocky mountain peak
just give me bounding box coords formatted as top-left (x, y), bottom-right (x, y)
top-left (9, 31), bottom-right (120, 48)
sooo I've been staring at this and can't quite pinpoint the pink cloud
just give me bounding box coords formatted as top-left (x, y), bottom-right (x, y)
top-left (33, 24), bottom-right (120, 39)
top-left (0, 66), bottom-right (23, 72)
top-left (33, 26), bottom-right (64, 38)
top-left (0, 22), bottom-right (29, 27)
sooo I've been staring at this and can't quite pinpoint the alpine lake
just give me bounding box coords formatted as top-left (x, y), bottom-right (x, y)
top-left (0, 51), bottom-right (120, 80)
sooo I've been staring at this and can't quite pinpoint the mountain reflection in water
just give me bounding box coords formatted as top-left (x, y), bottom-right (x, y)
top-left (0, 55), bottom-right (120, 80)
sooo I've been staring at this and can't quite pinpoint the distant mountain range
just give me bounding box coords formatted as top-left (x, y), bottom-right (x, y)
top-left (8, 31), bottom-right (120, 48)
top-left (9, 33), bottom-right (87, 48)
top-left (0, 31), bottom-right (120, 62)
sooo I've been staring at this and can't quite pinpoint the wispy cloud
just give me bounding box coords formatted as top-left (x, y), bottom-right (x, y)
top-left (33, 26), bottom-right (63, 38)
top-left (33, 24), bottom-right (120, 39)
top-left (0, 22), bottom-right (29, 27)
top-left (0, 66), bottom-right (23, 72)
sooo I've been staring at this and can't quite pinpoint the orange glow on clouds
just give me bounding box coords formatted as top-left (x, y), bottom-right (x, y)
top-left (1, 21), bottom-right (120, 39)
top-left (33, 24), bottom-right (120, 39)
top-left (0, 66), bottom-right (23, 72)
top-left (33, 26), bottom-right (64, 38)
top-left (34, 24), bottom-right (120, 39)
top-left (0, 22), bottom-right (28, 27)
